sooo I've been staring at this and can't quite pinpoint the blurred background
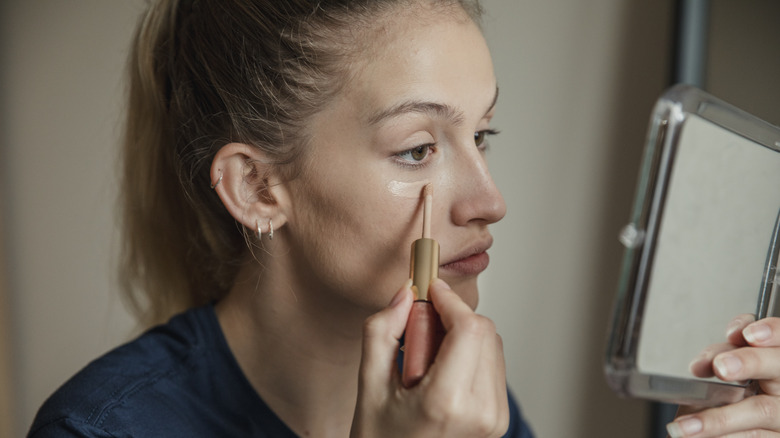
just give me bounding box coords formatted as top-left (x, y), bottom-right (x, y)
top-left (1, 1), bottom-right (778, 437)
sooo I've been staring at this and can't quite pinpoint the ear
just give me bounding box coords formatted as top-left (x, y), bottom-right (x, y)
top-left (210, 143), bottom-right (289, 235)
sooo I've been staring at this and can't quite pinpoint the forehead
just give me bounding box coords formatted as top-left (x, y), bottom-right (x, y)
top-left (354, 2), bottom-right (474, 50)
top-left (342, 8), bottom-right (496, 121)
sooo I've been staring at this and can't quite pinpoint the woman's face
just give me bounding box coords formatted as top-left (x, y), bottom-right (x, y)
top-left (284, 6), bottom-right (505, 314)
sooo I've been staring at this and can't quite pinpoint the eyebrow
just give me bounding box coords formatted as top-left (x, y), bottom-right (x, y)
top-left (367, 86), bottom-right (499, 126)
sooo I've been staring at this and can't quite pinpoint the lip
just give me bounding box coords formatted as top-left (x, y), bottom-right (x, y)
top-left (439, 236), bottom-right (493, 276)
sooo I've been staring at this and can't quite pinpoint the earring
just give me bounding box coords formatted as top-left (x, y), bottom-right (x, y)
top-left (256, 219), bottom-right (273, 240)
top-left (210, 170), bottom-right (223, 189)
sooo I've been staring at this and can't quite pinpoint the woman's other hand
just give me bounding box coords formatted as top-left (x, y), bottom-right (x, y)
top-left (350, 278), bottom-right (509, 438)
top-left (667, 316), bottom-right (780, 437)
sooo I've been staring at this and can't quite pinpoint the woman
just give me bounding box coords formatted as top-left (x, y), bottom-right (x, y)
top-left (28, 1), bottom-right (780, 437)
top-left (29, 0), bottom-right (531, 436)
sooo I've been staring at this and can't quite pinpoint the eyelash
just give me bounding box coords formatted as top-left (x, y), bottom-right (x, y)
top-left (394, 129), bottom-right (500, 169)
top-left (475, 128), bottom-right (500, 150)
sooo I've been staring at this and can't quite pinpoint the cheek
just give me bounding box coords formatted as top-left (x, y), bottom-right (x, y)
top-left (289, 178), bottom-right (422, 309)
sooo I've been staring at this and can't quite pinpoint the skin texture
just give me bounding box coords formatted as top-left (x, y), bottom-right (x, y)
top-left (667, 315), bottom-right (780, 437)
top-left (211, 4), bottom-right (508, 437)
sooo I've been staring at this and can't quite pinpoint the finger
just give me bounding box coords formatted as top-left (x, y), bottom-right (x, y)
top-left (687, 314), bottom-right (760, 379)
top-left (742, 318), bottom-right (780, 348)
top-left (726, 314), bottom-right (757, 346)
top-left (666, 395), bottom-right (780, 437)
top-left (426, 279), bottom-right (493, 390)
top-left (719, 431), bottom-right (780, 438)
top-left (401, 299), bottom-right (443, 388)
top-left (428, 278), bottom-right (476, 332)
top-left (712, 347), bottom-right (780, 385)
top-left (358, 280), bottom-right (414, 390)
top-left (426, 279), bottom-right (508, 435)
top-left (689, 342), bottom-right (737, 378)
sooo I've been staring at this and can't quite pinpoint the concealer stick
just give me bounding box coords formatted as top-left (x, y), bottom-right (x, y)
top-left (402, 184), bottom-right (444, 388)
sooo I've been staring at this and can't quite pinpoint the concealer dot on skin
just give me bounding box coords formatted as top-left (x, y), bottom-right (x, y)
top-left (386, 169), bottom-right (456, 198)
top-left (386, 180), bottom-right (427, 198)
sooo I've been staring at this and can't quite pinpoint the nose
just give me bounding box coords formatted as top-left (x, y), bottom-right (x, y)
top-left (450, 147), bottom-right (506, 227)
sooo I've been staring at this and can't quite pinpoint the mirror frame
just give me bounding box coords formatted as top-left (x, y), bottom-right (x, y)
top-left (604, 84), bottom-right (780, 406)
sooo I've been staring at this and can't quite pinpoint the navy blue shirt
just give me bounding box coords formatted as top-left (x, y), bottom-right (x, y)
top-left (29, 305), bottom-right (534, 437)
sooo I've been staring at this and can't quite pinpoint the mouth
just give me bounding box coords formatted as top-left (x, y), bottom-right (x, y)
top-left (439, 237), bottom-right (493, 277)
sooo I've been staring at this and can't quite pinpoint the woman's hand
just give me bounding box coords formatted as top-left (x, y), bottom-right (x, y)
top-left (350, 278), bottom-right (509, 438)
top-left (667, 316), bottom-right (780, 437)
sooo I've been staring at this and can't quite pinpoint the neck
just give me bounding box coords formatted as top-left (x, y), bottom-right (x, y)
top-left (216, 258), bottom-right (370, 437)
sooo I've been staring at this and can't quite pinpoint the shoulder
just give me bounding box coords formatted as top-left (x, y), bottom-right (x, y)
top-left (27, 417), bottom-right (119, 438)
top-left (28, 306), bottom-right (219, 437)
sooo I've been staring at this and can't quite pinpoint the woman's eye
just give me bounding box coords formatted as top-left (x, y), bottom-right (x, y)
top-left (474, 129), bottom-right (499, 148)
top-left (397, 144), bottom-right (433, 163)
top-left (474, 131), bottom-right (486, 147)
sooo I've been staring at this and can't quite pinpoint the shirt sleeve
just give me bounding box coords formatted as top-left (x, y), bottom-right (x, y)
top-left (504, 387), bottom-right (535, 438)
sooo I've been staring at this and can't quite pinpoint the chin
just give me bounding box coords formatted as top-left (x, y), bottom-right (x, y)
top-left (445, 276), bottom-right (480, 310)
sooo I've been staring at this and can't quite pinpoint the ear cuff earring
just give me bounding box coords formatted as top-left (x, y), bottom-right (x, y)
top-left (256, 219), bottom-right (274, 240)
top-left (210, 170), bottom-right (223, 189)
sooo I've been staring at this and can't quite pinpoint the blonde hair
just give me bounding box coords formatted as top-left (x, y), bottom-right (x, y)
top-left (119, 0), bottom-right (484, 327)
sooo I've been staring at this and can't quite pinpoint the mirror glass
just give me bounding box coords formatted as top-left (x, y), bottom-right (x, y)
top-left (638, 114), bottom-right (780, 379)
top-left (605, 85), bottom-right (780, 406)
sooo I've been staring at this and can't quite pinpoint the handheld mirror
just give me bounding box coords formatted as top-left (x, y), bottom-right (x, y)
top-left (605, 85), bottom-right (780, 407)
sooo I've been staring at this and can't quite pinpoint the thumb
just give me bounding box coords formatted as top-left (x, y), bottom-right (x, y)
top-left (358, 280), bottom-right (414, 390)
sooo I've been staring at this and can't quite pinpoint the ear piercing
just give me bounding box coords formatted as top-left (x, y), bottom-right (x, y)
top-left (210, 170), bottom-right (223, 189)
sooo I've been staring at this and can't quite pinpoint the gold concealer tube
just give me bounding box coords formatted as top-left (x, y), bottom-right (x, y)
top-left (402, 184), bottom-right (444, 388)
top-left (410, 238), bottom-right (439, 301)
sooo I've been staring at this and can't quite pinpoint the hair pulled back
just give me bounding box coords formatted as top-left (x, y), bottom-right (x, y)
top-left (119, 0), bottom-right (483, 327)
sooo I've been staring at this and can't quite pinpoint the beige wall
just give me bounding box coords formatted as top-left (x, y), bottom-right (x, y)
top-left (5, 1), bottom-right (775, 438)
top-left (0, 2), bottom-right (143, 436)
top-left (480, 1), bottom-right (668, 435)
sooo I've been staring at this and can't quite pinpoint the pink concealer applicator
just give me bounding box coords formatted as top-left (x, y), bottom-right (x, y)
top-left (402, 183), bottom-right (445, 388)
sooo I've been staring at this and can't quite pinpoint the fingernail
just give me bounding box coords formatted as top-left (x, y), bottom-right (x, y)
top-left (666, 417), bottom-right (702, 437)
top-left (743, 323), bottom-right (771, 344)
top-left (714, 354), bottom-right (742, 378)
